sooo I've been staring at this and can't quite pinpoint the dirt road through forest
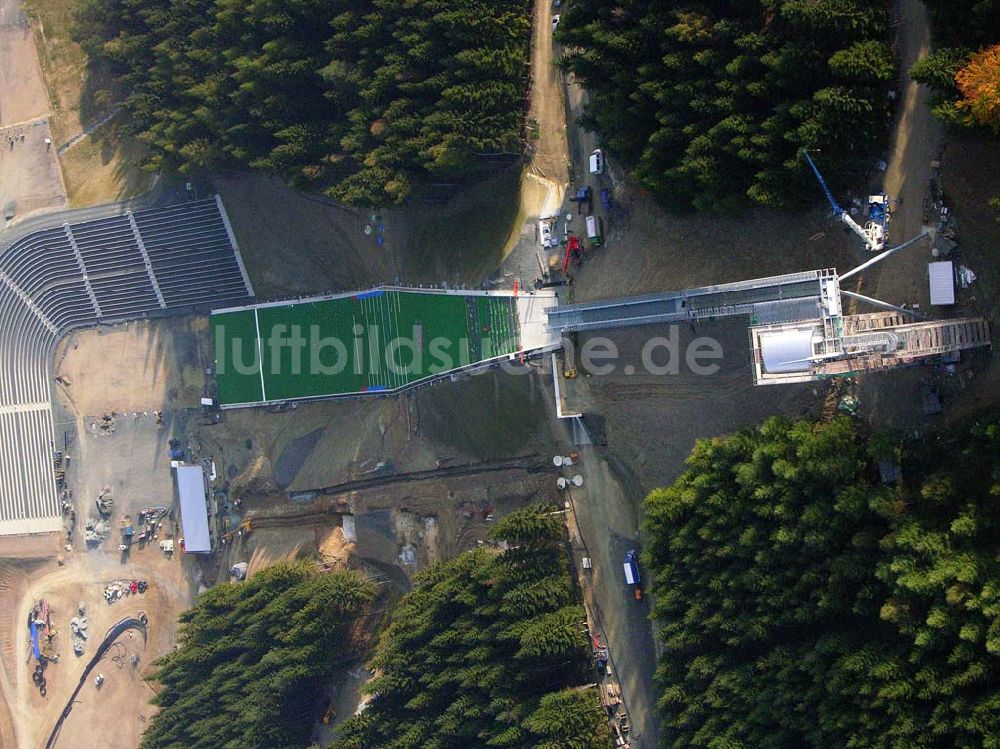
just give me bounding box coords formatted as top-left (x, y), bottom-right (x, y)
top-left (866, 0), bottom-right (942, 309)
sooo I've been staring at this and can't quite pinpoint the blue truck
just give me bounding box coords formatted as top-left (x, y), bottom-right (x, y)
top-left (623, 550), bottom-right (642, 601)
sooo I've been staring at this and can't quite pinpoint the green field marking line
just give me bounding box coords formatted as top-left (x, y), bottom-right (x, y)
top-left (383, 292), bottom-right (398, 388)
top-left (359, 297), bottom-right (372, 388)
top-left (379, 292), bottom-right (394, 388)
top-left (253, 308), bottom-right (267, 402)
top-left (387, 292), bottom-right (409, 386)
top-left (350, 305), bottom-right (365, 389)
top-left (213, 309), bottom-right (264, 405)
top-left (378, 293), bottom-right (387, 387)
top-left (374, 293), bottom-right (386, 388)
top-left (365, 297), bottom-right (376, 389)
top-left (392, 290), bottom-right (405, 385)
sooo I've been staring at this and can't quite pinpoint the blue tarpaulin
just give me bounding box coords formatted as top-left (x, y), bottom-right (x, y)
top-left (30, 621), bottom-right (41, 659)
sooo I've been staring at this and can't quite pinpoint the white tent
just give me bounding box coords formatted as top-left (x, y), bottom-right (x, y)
top-left (928, 261), bottom-right (955, 306)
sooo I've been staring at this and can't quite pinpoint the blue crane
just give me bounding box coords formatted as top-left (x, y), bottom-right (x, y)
top-left (803, 149), bottom-right (888, 252)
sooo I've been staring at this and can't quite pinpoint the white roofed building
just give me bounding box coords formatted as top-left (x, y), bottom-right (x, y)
top-left (174, 464), bottom-right (213, 553)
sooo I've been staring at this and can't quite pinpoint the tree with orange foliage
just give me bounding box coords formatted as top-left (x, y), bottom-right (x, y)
top-left (956, 44), bottom-right (1000, 133)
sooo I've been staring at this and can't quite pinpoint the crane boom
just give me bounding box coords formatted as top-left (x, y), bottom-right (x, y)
top-left (803, 149), bottom-right (844, 214)
top-left (802, 149), bottom-right (881, 252)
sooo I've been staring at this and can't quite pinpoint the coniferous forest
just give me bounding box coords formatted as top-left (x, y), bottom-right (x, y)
top-left (911, 0), bottom-right (1000, 134)
top-left (556, 1), bottom-right (896, 211)
top-left (331, 504), bottom-right (609, 749)
top-left (139, 564), bottom-right (377, 749)
top-left (71, 0), bottom-right (532, 205)
top-left (644, 416), bottom-right (1000, 748)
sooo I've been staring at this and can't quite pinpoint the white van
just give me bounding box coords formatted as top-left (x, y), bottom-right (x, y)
top-left (589, 148), bottom-right (604, 175)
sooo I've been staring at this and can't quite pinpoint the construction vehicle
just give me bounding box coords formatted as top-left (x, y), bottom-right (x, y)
top-left (803, 149), bottom-right (888, 252)
top-left (120, 516), bottom-right (134, 548)
top-left (220, 518), bottom-right (254, 545)
top-left (589, 149), bottom-right (605, 175)
top-left (591, 633), bottom-right (611, 676)
top-left (586, 215), bottom-right (604, 247)
top-left (623, 550), bottom-right (642, 601)
top-left (569, 186), bottom-right (593, 214)
top-left (562, 235), bottom-right (583, 274)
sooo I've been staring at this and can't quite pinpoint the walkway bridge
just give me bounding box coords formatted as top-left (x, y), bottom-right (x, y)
top-left (545, 265), bottom-right (990, 387)
top-left (545, 269), bottom-right (838, 333)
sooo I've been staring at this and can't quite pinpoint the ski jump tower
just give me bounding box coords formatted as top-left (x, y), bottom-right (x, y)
top-left (546, 235), bottom-right (990, 385)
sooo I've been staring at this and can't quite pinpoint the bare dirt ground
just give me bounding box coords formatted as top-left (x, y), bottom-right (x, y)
top-left (858, 129), bottom-right (1000, 432)
top-left (215, 175), bottom-right (403, 297)
top-left (14, 554), bottom-right (191, 749)
top-left (23, 0), bottom-right (102, 144)
top-left (939, 134), bottom-right (1000, 332)
top-left (0, 560), bottom-right (46, 747)
top-left (220, 453), bottom-right (559, 586)
top-left (399, 166), bottom-right (526, 285)
top-left (0, 316), bottom-right (203, 749)
top-left (0, 488), bottom-right (193, 749)
top-left (544, 3), bottom-right (995, 745)
top-left (493, 0), bottom-right (573, 286)
top-left (55, 126), bottom-right (154, 208)
top-left (54, 319), bottom-right (209, 414)
top-left (2, 2), bottom-right (994, 748)
top-left (22, 0), bottom-right (151, 206)
top-left (0, 0), bottom-right (68, 225)
top-left (520, 0), bottom-right (569, 217)
top-left (0, 118), bottom-right (67, 222)
top-left (565, 0), bottom-right (998, 478)
top-left (0, 117), bottom-right (67, 223)
top-left (560, 187), bottom-right (858, 498)
top-left (0, 0), bottom-right (48, 125)
top-left (197, 367), bottom-right (555, 587)
top-left (45, 304), bottom-right (559, 660)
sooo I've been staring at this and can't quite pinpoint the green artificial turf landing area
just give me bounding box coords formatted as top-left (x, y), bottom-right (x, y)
top-left (212, 288), bottom-right (521, 406)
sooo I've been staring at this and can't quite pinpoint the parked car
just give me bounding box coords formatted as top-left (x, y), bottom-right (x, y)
top-left (552, 14), bottom-right (560, 33)
top-left (538, 218), bottom-right (558, 248)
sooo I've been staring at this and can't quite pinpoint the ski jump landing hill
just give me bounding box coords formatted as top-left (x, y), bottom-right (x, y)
top-left (211, 287), bottom-right (561, 407)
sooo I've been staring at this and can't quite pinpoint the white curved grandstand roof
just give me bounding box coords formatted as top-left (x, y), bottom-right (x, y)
top-left (759, 329), bottom-right (815, 374)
